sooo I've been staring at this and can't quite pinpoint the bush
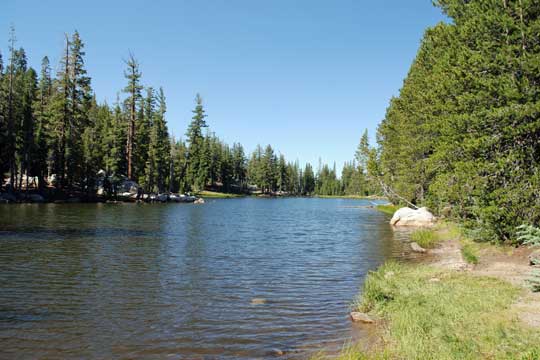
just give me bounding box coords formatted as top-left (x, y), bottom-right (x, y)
top-left (516, 225), bottom-right (540, 247)
top-left (528, 270), bottom-right (540, 293)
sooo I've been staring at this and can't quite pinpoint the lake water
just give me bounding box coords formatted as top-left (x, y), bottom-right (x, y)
top-left (0, 198), bottom-right (410, 359)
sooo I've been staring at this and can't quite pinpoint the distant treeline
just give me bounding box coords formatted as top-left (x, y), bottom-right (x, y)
top-left (0, 28), bottom-right (375, 197)
top-left (370, 0), bottom-right (540, 242)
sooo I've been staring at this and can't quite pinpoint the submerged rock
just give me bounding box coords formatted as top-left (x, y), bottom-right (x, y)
top-left (251, 298), bottom-right (266, 305)
top-left (390, 207), bottom-right (435, 227)
top-left (350, 312), bottom-right (374, 323)
top-left (194, 198), bottom-right (205, 204)
top-left (411, 242), bottom-right (427, 253)
top-left (270, 348), bottom-right (285, 356)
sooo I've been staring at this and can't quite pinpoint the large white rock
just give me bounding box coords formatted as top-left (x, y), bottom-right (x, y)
top-left (390, 207), bottom-right (435, 227)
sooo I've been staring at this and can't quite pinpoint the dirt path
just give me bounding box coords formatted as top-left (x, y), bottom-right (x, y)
top-left (427, 237), bottom-right (540, 329)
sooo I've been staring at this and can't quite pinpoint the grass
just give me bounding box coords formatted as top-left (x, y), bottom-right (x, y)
top-left (461, 243), bottom-right (479, 264)
top-left (344, 262), bottom-right (540, 360)
top-left (410, 228), bottom-right (440, 249)
top-left (375, 204), bottom-right (399, 216)
top-left (195, 190), bottom-right (244, 199)
top-left (317, 194), bottom-right (388, 200)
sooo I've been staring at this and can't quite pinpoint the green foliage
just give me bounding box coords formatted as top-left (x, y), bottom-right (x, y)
top-left (356, 262), bottom-right (540, 359)
top-left (461, 243), bottom-right (479, 265)
top-left (376, 1), bottom-right (540, 243)
top-left (410, 229), bottom-right (440, 248)
top-left (527, 270), bottom-right (540, 293)
top-left (375, 204), bottom-right (399, 216)
top-left (516, 225), bottom-right (540, 248)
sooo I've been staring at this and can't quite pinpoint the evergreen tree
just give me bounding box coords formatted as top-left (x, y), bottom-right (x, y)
top-left (186, 94), bottom-right (208, 191)
top-left (136, 87), bottom-right (154, 187)
top-left (123, 53), bottom-right (142, 180)
top-left (33, 56), bottom-right (52, 190)
top-left (145, 87), bottom-right (170, 192)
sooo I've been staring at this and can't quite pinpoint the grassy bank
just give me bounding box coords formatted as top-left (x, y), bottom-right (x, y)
top-left (195, 190), bottom-right (244, 199)
top-left (319, 222), bottom-right (540, 359)
top-left (345, 262), bottom-right (540, 359)
top-left (375, 204), bottom-right (399, 216)
top-left (316, 195), bottom-right (387, 200)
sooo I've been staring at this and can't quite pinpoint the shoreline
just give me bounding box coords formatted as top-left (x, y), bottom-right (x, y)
top-left (0, 190), bottom-right (387, 204)
top-left (329, 221), bottom-right (540, 359)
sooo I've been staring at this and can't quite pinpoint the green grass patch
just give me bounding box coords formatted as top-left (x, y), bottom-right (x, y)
top-left (196, 190), bottom-right (244, 198)
top-left (461, 243), bottom-right (479, 264)
top-left (376, 204), bottom-right (399, 216)
top-left (316, 194), bottom-right (387, 200)
top-left (410, 228), bottom-right (440, 248)
top-left (349, 262), bottom-right (540, 359)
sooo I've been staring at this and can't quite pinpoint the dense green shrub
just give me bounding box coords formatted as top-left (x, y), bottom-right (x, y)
top-left (527, 270), bottom-right (540, 293)
top-left (516, 225), bottom-right (540, 248)
top-left (375, 0), bottom-right (540, 243)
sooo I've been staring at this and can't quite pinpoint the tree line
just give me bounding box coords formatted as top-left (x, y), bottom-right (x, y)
top-left (369, 0), bottom-right (540, 242)
top-left (0, 28), bottom-right (376, 198)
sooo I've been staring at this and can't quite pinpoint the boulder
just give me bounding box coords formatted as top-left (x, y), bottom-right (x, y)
top-left (529, 249), bottom-right (540, 266)
top-left (411, 242), bottom-right (427, 253)
top-left (350, 312), bottom-right (374, 324)
top-left (390, 207), bottom-right (435, 227)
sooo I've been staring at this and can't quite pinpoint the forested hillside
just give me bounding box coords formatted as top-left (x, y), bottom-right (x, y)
top-left (373, 0), bottom-right (540, 242)
top-left (0, 29), bottom-right (375, 199)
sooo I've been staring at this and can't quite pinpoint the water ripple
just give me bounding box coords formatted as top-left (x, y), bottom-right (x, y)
top-left (0, 198), bottom-right (409, 359)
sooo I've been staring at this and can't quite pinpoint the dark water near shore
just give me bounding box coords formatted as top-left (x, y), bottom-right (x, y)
top-left (0, 198), bottom-right (410, 359)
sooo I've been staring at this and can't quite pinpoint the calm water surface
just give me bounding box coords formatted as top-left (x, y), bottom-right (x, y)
top-left (0, 198), bottom-right (410, 359)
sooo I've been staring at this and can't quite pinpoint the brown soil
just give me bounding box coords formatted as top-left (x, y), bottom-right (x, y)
top-left (427, 237), bottom-right (540, 329)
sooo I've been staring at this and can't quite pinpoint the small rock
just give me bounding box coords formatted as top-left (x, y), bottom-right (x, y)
top-left (251, 298), bottom-right (266, 305)
top-left (350, 311), bottom-right (374, 324)
top-left (411, 242), bottom-right (427, 253)
top-left (194, 198), bottom-right (205, 204)
top-left (529, 249), bottom-right (540, 266)
top-left (271, 349), bottom-right (284, 356)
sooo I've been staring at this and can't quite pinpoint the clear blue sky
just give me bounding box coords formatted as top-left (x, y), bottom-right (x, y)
top-left (2, 1), bottom-right (446, 170)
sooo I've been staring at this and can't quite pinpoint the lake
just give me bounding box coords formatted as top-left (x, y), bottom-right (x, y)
top-left (0, 198), bottom-right (410, 359)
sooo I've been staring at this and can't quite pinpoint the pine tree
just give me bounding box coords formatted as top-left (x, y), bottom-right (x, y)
top-left (303, 163), bottom-right (315, 195)
top-left (138, 87), bottom-right (155, 188)
top-left (145, 87), bottom-right (170, 193)
top-left (231, 142), bottom-right (246, 188)
top-left (47, 34), bottom-right (72, 189)
top-left (6, 26), bottom-right (17, 189)
top-left (33, 56), bottom-right (52, 190)
top-left (123, 53), bottom-right (142, 180)
top-left (186, 94), bottom-right (208, 191)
